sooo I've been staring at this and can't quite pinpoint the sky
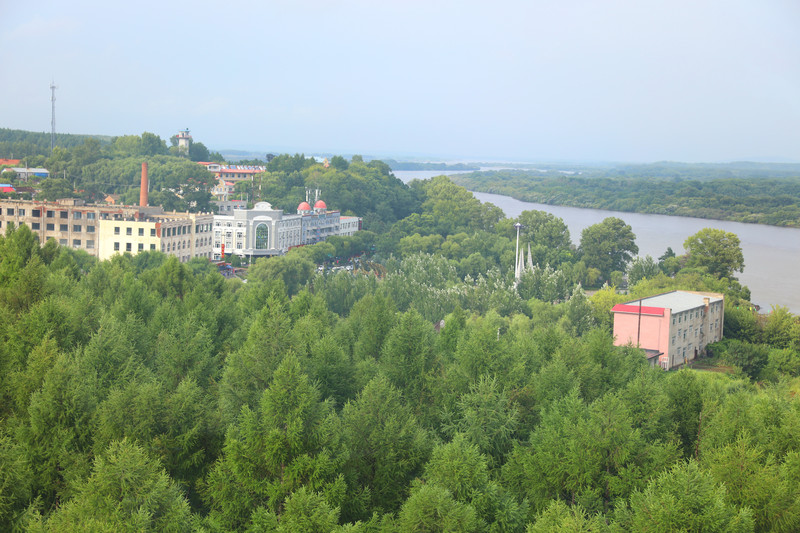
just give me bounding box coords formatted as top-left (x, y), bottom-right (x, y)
top-left (2, 0), bottom-right (799, 163)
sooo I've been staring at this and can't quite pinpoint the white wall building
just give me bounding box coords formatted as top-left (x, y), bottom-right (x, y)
top-left (212, 198), bottom-right (361, 260)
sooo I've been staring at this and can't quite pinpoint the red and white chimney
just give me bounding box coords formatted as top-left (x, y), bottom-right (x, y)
top-left (139, 162), bottom-right (149, 207)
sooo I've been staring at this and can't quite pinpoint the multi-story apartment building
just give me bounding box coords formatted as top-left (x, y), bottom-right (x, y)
top-left (612, 290), bottom-right (724, 370)
top-left (0, 198), bottom-right (213, 262)
top-left (96, 213), bottom-right (213, 262)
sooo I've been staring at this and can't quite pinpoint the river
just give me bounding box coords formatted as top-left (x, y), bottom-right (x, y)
top-left (392, 170), bottom-right (800, 314)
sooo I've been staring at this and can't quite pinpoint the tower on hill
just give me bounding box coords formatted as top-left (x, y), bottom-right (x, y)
top-left (176, 129), bottom-right (192, 154)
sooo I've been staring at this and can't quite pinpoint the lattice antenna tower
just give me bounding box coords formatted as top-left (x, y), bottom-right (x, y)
top-left (50, 81), bottom-right (58, 153)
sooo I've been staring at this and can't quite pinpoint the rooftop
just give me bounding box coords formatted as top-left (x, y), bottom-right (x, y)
top-left (620, 290), bottom-right (723, 314)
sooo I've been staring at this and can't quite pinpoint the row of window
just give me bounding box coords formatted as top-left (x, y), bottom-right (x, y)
top-left (115, 226), bottom-right (157, 237)
top-left (114, 242), bottom-right (156, 252)
top-left (19, 222), bottom-right (96, 233)
top-left (63, 239), bottom-right (94, 248)
top-left (1, 208), bottom-right (96, 220)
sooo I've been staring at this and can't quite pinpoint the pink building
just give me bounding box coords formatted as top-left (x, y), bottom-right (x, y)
top-left (612, 291), bottom-right (724, 370)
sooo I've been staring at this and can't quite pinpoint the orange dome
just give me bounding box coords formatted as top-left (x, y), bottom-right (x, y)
top-left (314, 200), bottom-right (327, 209)
top-left (298, 201), bottom-right (312, 212)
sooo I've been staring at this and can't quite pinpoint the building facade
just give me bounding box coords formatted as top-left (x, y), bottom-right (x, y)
top-left (97, 213), bottom-right (213, 262)
top-left (212, 199), bottom-right (361, 260)
top-left (0, 198), bottom-right (213, 262)
top-left (212, 202), bottom-right (302, 260)
top-left (612, 290), bottom-right (724, 370)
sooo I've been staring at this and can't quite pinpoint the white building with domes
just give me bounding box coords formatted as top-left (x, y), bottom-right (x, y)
top-left (211, 196), bottom-right (360, 260)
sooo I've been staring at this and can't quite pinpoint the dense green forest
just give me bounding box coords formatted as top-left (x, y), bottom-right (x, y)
top-left (1, 146), bottom-right (800, 530)
top-left (452, 168), bottom-right (800, 227)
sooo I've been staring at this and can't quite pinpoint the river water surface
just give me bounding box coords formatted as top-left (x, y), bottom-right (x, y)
top-left (393, 170), bottom-right (800, 313)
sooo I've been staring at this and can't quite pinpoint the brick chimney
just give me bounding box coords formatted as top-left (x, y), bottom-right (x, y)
top-left (139, 162), bottom-right (148, 207)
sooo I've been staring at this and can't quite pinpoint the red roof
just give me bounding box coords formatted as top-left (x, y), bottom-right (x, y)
top-left (0, 186), bottom-right (15, 193)
top-left (0, 159), bottom-right (21, 166)
top-left (298, 201), bottom-right (311, 211)
top-left (314, 200), bottom-right (327, 209)
top-left (611, 304), bottom-right (665, 316)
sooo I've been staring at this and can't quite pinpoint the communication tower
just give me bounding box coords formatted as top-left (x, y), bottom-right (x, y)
top-left (50, 81), bottom-right (58, 153)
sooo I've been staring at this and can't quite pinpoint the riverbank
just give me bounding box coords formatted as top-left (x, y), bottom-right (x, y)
top-left (451, 169), bottom-right (800, 228)
top-left (392, 170), bottom-right (800, 313)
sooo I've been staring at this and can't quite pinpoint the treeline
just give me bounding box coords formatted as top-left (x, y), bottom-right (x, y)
top-left (0, 128), bottom-right (110, 159)
top-left (0, 130), bottom-right (221, 212)
top-left (383, 160), bottom-right (480, 171)
top-left (452, 169), bottom-right (800, 227)
top-left (1, 218), bottom-right (799, 531)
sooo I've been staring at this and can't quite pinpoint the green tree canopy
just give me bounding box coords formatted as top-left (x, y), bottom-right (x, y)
top-left (684, 228), bottom-right (745, 279)
top-left (579, 217), bottom-right (638, 284)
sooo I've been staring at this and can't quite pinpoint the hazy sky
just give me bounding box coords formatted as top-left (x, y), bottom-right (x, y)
top-left (2, 1), bottom-right (799, 162)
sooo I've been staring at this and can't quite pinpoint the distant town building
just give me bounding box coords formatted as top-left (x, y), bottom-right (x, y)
top-left (612, 290), bottom-right (724, 370)
top-left (212, 196), bottom-right (361, 260)
top-left (213, 201), bottom-right (302, 259)
top-left (199, 162), bottom-right (267, 200)
top-left (0, 197), bottom-right (213, 262)
top-left (176, 129), bottom-right (192, 154)
top-left (2, 167), bottom-right (50, 181)
top-left (212, 200), bottom-right (248, 213)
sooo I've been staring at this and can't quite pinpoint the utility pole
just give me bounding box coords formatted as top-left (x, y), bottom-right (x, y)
top-left (514, 222), bottom-right (523, 280)
top-left (50, 81), bottom-right (58, 153)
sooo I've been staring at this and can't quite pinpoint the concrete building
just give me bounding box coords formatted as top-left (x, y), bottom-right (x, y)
top-left (0, 162), bottom-right (215, 262)
top-left (212, 201), bottom-right (303, 260)
top-left (212, 198), bottom-right (362, 260)
top-left (0, 197), bottom-right (213, 262)
top-left (2, 167), bottom-right (50, 181)
top-left (612, 290), bottom-right (724, 370)
top-left (213, 200), bottom-right (247, 214)
top-left (339, 215), bottom-right (361, 236)
top-left (176, 129), bottom-right (192, 154)
top-left (96, 212), bottom-right (213, 262)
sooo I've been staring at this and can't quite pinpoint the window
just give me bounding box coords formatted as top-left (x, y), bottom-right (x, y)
top-left (46, 210), bottom-right (54, 218)
top-left (114, 226), bottom-right (120, 235)
top-left (150, 228), bottom-right (156, 237)
top-left (73, 225), bottom-right (81, 232)
top-left (6, 208), bottom-right (13, 215)
top-left (59, 224), bottom-right (68, 232)
top-left (32, 209), bottom-right (41, 217)
top-left (60, 211), bottom-right (68, 219)
top-left (19, 209), bottom-right (25, 216)
top-left (59, 239), bottom-right (67, 246)
top-left (87, 212), bottom-right (95, 220)
top-left (126, 227), bottom-right (132, 236)
top-left (86, 240), bottom-right (94, 249)
top-left (671, 336), bottom-right (675, 345)
top-left (73, 212), bottom-right (81, 220)
top-left (72, 239), bottom-right (80, 247)
top-left (32, 222), bottom-right (40, 230)
top-left (125, 243), bottom-right (132, 252)
top-left (255, 223), bottom-right (269, 249)
top-left (150, 244), bottom-right (156, 250)
top-left (138, 243), bottom-right (144, 251)
top-left (138, 228), bottom-right (144, 236)
top-left (87, 225), bottom-right (95, 233)
top-left (46, 223), bottom-right (54, 231)
top-left (114, 242), bottom-right (120, 251)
